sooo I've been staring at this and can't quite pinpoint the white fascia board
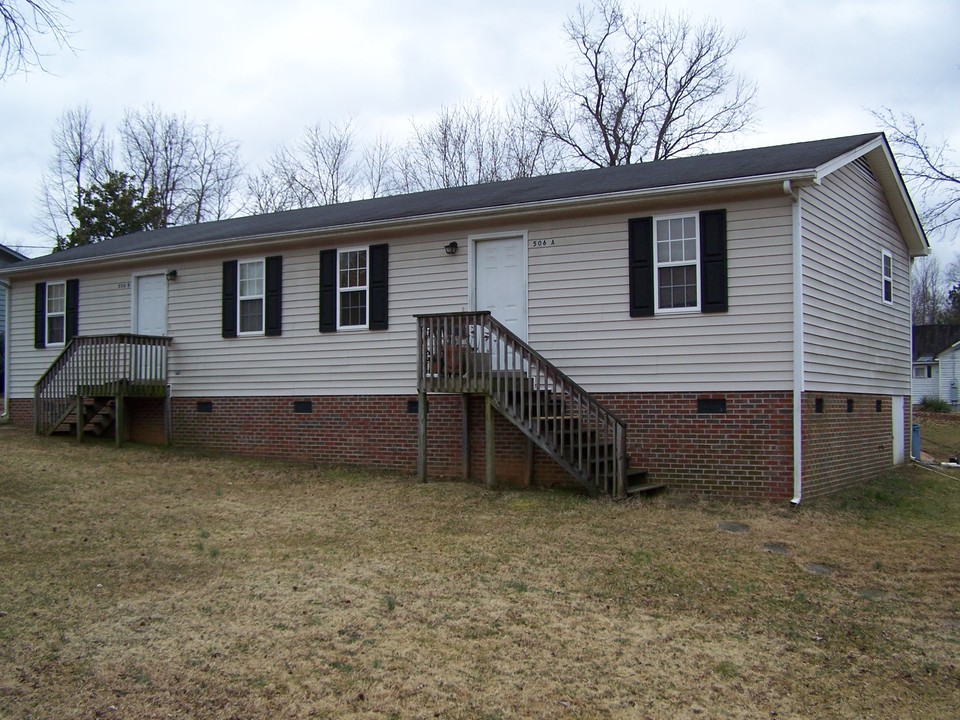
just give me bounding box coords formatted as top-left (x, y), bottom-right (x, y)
top-left (0, 169), bottom-right (820, 278)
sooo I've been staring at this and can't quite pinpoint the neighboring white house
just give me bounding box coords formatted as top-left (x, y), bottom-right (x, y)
top-left (912, 325), bottom-right (960, 407)
top-left (0, 133), bottom-right (928, 502)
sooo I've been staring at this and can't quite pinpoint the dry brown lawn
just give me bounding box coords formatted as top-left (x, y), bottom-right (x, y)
top-left (1, 425), bottom-right (958, 719)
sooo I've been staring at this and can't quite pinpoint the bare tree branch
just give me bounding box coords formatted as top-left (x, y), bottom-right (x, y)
top-left (0, 0), bottom-right (72, 80)
top-left (874, 107), bottom-right (960, 235)
top-left (533, 0), bottom-right (755, 167)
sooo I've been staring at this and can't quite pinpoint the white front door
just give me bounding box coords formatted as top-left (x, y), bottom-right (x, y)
top-left (474, 235), bottom-right (527, 340)
top-left (134, 274), bottom-right (167, 336)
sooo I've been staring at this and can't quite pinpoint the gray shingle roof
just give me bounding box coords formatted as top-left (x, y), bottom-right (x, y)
top-left (913, 325), bottom-right (960, 360)
top-left (9, 133), bottom-right (882, 271)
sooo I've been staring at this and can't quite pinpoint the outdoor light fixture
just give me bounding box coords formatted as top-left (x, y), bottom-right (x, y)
top-left (444, 241), bottom-right (459, 256)
top-left (166, 270), bottom-right (178, 281)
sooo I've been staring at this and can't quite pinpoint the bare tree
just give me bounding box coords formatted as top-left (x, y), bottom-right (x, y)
top-left (0, 0), bottom-right (70, 79)
top-left (118, 104), bottom-right (242, 225)
top-left (257, 118), bottom-right (360, 209)
top-left (913, 255), bottom-right (947, 325)
top-left (37, 104), bottom-right (110, 241)
top-left (360, 132), bottom-right (397, 199)
top-left (531, 0), bottom-right (755, 167)
top-left (874, 108), bottom-right (960, 236)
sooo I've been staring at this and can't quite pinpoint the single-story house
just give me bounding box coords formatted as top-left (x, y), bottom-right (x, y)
top-left (912, 325), bottom-right (960, 406)
top-left (0, 133), bottom-right (927, 502)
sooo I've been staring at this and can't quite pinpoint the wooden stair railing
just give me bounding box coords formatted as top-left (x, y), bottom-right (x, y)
top-left (34, 334), bottom-right (171, 437)
top-left (417, 312), bottom-right (629, 497)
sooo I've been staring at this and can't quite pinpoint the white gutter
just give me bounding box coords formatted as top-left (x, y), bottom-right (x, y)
top-left (785, 179), bottom-right (805, 505)
top-left (0, 169), bottom-right (821, 277)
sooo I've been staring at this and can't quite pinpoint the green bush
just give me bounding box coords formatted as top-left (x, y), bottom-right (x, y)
top-left (919, 396), bottom-right (952, 413)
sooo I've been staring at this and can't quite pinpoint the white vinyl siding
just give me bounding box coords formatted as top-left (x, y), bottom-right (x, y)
top-left (802, 161), bottom-right (912, 395)
top-left (7, 271), bottom-right (135, 397)
top-left (911, 363), bottom-right (939, 405)
top-left (18, 184), bottom-right (922, 399)
top-left (527, 196), bottom-right (795, 392)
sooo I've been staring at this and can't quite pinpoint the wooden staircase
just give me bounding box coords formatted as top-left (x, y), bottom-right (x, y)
top-left (416, 312), bottom-right (664, 498)
top-left (52, 397), bottom-right (118, 437)
top-left (34, 334), bottom-right (172, 445)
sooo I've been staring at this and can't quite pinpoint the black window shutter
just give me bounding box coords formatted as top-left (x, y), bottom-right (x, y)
top-left (368, 243), bottom-right (389, 331)
top-left (700, 209), bottom-right (728, 313)
top-left (65, 278), bottom-right (79, 341)
top-left (222, 260), bottom-right (238, 338)
top-left (265, 255), bottom-right (282, 336)
top-left (628, 217), bottom-right (654, 317)
top-left (34, 282), bottom-right (46, 349)
top-left (319, 249), bottom-right (338, 333)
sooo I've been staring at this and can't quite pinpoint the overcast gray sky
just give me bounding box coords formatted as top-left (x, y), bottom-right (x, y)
top-left (1, 0), bottom-right (958, 257)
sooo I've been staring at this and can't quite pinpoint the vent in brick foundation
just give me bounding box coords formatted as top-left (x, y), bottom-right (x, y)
top-left (196, 401), bottom-right (213, 413)
top-left (697, 398), bottom-right (726, 414)
top-left (847, 399), bottom-right (854, 413)
top-left (815, 398), bottom-right (824, 413)
top-left (293, 400), bottom-right (313, 414)
top-left (876, 399), bottom-right (883, 412)
top-left (406, 399), bottom-right (419, 414)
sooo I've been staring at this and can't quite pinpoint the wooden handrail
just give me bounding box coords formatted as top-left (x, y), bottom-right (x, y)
top-left (34, 334), bottom-right (171, 436)
top-left (416, 312), bottom-right (627, 496)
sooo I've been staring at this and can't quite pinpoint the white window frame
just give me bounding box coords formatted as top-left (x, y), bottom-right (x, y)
top-left (914, 364), bottom-right (933, 379)
top-left (237, 259), bottom-right (265, 336)
top-left (337, 246), bottom-right (369, 330)
top-left (46, 281), bottom-right (66, 346)
top-left (881, 249), bottom-right (893, 305)
top-left (653, 213), bottom-right (701, 314)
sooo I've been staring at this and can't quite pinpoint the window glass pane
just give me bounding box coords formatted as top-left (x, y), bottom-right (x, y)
top-left (47, 315), bottom-right (65, 344)
top-left (239, 298), bottom-right (263, 333)
top-left (670, 218), bottom-right (683, 238)
top-left (684, 237), bottom-right (696, 260)
top-left (658, 266), bottom-right (698, 309)
top-left (657, 239), bottom-right (669, 263)
top-left (239, 262), bottom-right (263, 297)
top-left (339, 290), bottom-right (367, 327)
top-left (683, 216), bottom-right (696, 237)
top-left (47, 283), bottom-right (65, 314)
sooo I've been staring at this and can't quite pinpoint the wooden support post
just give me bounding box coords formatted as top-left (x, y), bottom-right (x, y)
top-left (485, 393), bottom-right (495, 489)
top-left (115, 392), bottom-right (124, 448)
top-left (163, 385), bottom-right (173, 446)
top-left (461, 394), bottom-right (470, 481)
top-left (524, 437), bottom-right (534, 487)
top-left (417, 391), bottom-right (428, 482)
top-left (76, 390), bottom-right (83, 443)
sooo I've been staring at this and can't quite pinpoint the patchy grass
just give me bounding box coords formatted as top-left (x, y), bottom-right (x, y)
top-left (0, 427), bottom-right (958, 718)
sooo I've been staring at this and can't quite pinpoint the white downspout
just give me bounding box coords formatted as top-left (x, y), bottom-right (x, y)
top-left (784, 180), bottom-right (804, 505)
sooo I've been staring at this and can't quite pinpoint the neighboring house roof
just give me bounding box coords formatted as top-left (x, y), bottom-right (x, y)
top-left (913, 325), bottom-right (960, 361)
top-left (0, 244), bottom-right (27, 265)
top-left (0, 132), bottom-right (928, 275)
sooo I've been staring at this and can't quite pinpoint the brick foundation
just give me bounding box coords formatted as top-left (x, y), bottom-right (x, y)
top-left (7, 390), bottom-right (906, 501)
top-left (801, 392), bottom-right (907, 500)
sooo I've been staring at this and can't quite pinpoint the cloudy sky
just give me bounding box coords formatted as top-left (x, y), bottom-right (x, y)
top-left (1, 0), bottom-right (958, 257)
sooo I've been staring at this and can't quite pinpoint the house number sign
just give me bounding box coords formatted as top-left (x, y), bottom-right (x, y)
top-left (531, 239), bottom-right (556, 248)
top-left (117, 281), bottom-right (131, 289)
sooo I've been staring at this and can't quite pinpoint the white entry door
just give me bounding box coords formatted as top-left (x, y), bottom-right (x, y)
top-left (134, 274), bottom-right (168, 336)
top-left (474, 235), bottom-right (527, 340)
